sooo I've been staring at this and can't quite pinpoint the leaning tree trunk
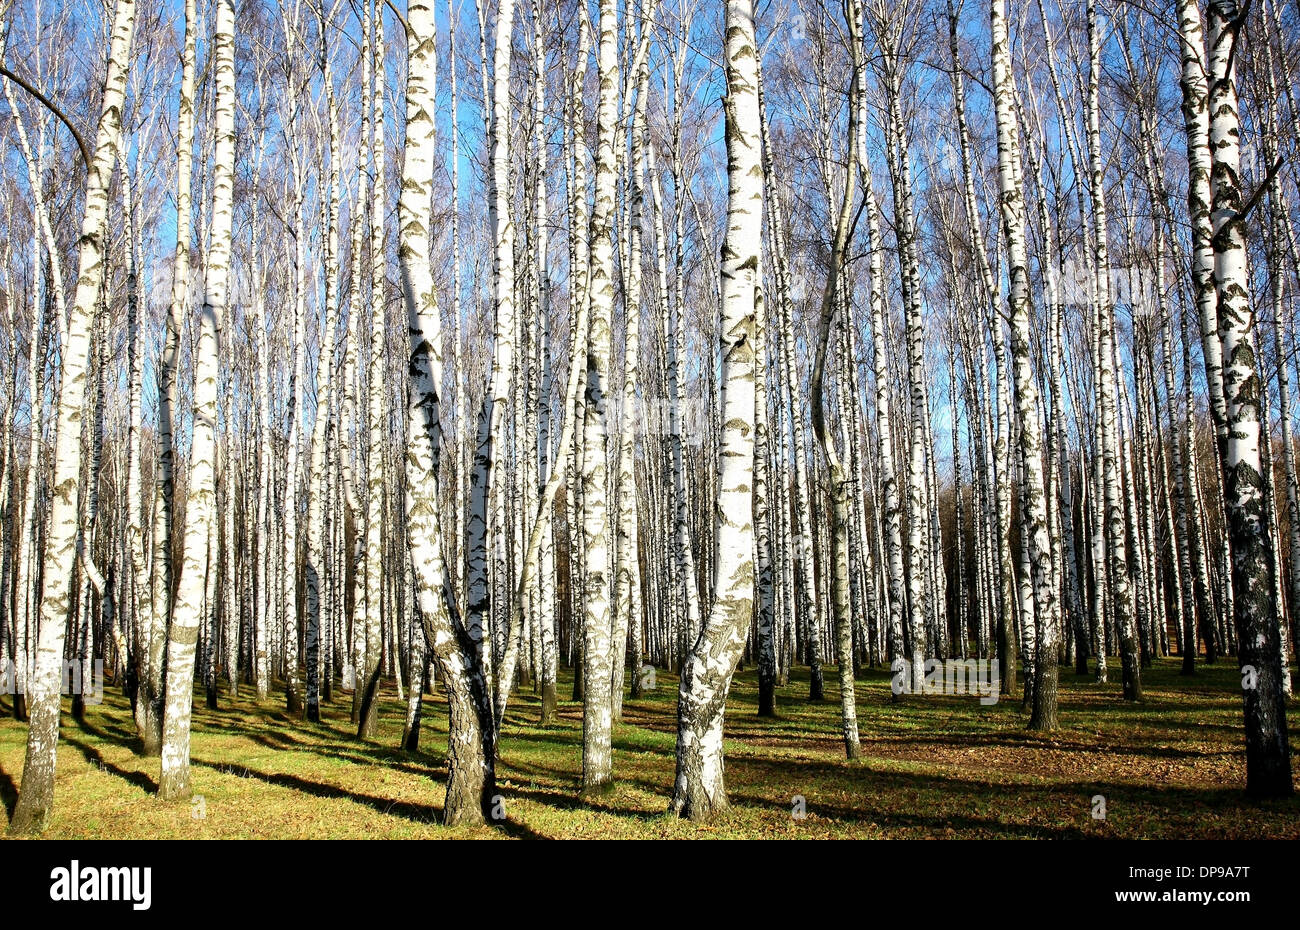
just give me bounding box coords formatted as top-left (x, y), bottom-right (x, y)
top-left (488, 14), bottom-right (594, 732)
top-left (399, 0), bottom-right (498, 823)
top-left (9, 0), bottom-right (137, 835)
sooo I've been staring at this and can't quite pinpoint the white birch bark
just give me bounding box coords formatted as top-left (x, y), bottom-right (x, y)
top-left (465, 0), bottom-right (517, 708)
top-left (580, 0), bottom-right (618, 793)
top-left (400, 0), bottom-right (497, 822)
top-left (357, 0), bottom-right (388, 737)
top-left (306, 13), bottom-right (342, 722)
top-left (158, 0), bottom-right (233, 801)
top-left (1085, 0), bottom-right (1141, 701)
top-left (669, 0), bottom-right (760, 820)
top-left (9, 0), bottom-right (136, 834)
top-left (809, 0), bottom-right (863, 759)
top-left (281, 2), bottom-right (308, 717)
top-left (140, 0), bottom-right (197, 746)
top-left (1204, 0), bottom-right (1293, 797)
top-left (613, 37), bottom-right (649, 723)
top-left (992, 0), bottom-right (1057, 728)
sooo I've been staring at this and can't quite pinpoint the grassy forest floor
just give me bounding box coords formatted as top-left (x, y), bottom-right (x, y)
top-left (1, 658), bottom-right (1298, 838)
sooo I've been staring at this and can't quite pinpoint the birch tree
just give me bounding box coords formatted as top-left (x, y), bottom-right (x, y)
top-left (400, 0), bottom-right (498, 824)
top-left (158, 0), bottom-right (233, 800)
top-left (809, 0), bottom-right (862, 760)
top-left (8, 0), bottom-right (137, 834)
top-left (580, 0), bottom-right (618, 793)
top-left (991, 0), bottom-right (1057, 729)
top-left (668, 0), bottom-right (760, 820)
top-left (1202, 0), bottom-right (1292, 798)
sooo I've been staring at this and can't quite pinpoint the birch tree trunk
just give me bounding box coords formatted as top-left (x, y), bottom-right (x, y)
top-left (863, 212), bottom-right (908, 689)
top-left (9, 0), bottom-right (137, 834)
top-left (874, 14), bottom-right (932, 691)
top-left (466, 0), bottom-right (517, 711)
top-left (139, 0), bottom-right (197, 750)
top-left (488, 11), bottom-right (595, 732)
top-left (580, 0), bottom-right (618, 794)
top-left (1177, 0), bottom-right (1227, 437)
top-left (991, 0), bottom-right (1057, 729)
top-left (754, 260), bottom-right (777, 717)
top-left (613, 40), bottom-right (649, 724)
top-left (1204, 0), bottom-right (1293, 798)
top-left (1086, 0), bottom-right (1141, 702)
top-left (809, 0), bottom-right (862, 759)
top-left (669, 0), bottom-right (760, 820)
top-left (253, 146), bottom-right (273, 702)
top-left (400, 0), bottom-right (497, 823)
top-left (343, 4), bottom-right (371, 716)
top-left (306, 13), bottom-right (342, 722)
top-left (667, 41), bottom-right (703, 674)
top-left (158, 0), bottom-right (233, 801)
top-left (357, 0), bottom-right (388, 737)
top-left (281, 3), bottom-right (308, 718)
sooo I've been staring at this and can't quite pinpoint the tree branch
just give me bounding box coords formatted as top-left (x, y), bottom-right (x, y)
top-left (1237, 156), bottom-right (1283, 223)
top-left (1, 63), bottom-right (91, 168)
top-left (381, 0), bottom-right (408, 38)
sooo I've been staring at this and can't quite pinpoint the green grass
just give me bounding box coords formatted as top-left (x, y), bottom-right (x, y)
top-left (1, 658), bottom-right (1297, 838)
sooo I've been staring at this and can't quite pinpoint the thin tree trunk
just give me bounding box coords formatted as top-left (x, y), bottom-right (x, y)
top-left (157, 0), bottom-right (233, 802)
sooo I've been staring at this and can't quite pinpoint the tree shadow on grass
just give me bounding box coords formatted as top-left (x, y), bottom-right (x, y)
top-left (723, 755), bottom-right (1093, 836)
top-left (493, 817), bottom-right (551, 840)
top-left (189, 756), bottom-right (552, 838)
top-left (861, 730), bottom-right (1240, 761)
top-left (193, 716), bottom-right (449, 779)
top-left (491, 755), bottom-right (674, 824)
top-left (241, 730), bottom-right (444, 780)
top-left (724, 752), bottom-right (1300, 836)
top-left (725, 787), bottom-right (1092, 838)
top-left (0, 761), bottom-right (17, 819)
top-left (192, 756), bottom-right (442, 825)
top-left (62, 736), bottom-right (158, 794)
top-left (72, 712), bottom-right (152, 759)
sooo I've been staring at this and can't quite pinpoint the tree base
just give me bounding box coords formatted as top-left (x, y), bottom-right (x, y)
top-left (402, 722), bottom-right (420, 753)
top-left (539, 684), bottom-right (557, 725)
top-left (7, 800), bottom-right (48, 836)
top-left (808, 666), bottom-right (825, 701)
top-left (580, 778), bottom-right (616, 800)
top-left (668, 787), bottom-right (728, 823)
top-left (157, 771), bottom-right (192, 803)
